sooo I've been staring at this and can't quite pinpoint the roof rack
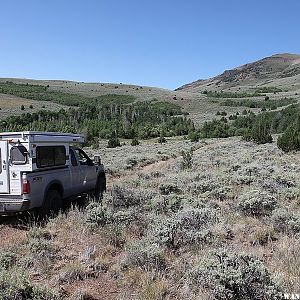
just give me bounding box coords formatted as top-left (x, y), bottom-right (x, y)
top-left (0, 131), bottom-right (85, 143)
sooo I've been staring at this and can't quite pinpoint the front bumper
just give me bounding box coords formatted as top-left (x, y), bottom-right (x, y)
top-left (0, 196), bottom-right (30, 215)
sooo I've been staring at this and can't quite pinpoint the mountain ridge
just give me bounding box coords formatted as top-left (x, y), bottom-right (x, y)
top-left (176, 53), bottom-right (300, 92)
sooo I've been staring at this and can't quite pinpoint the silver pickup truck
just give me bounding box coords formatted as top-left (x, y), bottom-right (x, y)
top-left (0, 131), bottom-right (106, 215)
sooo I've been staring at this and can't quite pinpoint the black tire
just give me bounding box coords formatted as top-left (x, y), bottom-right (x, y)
top-left (94, 174), bottom-right (106, 200)
top-left (39, 190), bottom-right (63, 217)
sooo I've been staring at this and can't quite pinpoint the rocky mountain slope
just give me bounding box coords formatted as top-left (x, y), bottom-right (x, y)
top-left (177, 53), bottom-right (300, 93)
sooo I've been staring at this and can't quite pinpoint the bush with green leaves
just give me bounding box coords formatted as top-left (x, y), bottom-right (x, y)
top-left (277, 117), bottom-right (300, 152)
top-left (245, 116), bottom-right (273, 144)
top-left (237, 190), bottom-right (277, 216)
top-left (188, 131), bottom-right (199, 142)
top-left (131, 138), bottom-right (140, 146)
top-left (188, 251), bottom-right (282, 300)
top-left (122, 240), bottom-right (166, 271)
top-left (107, 137), bottom-right (121, 148)
top-left (153, 208), bottom-right (218, 249)
top-left (180, 149), bottom-right (193, 169)
top-left (271, 209), bottom-right (300, 235)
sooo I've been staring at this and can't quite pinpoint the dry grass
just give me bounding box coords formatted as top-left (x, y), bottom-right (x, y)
top-left (0, 93), bottom-right (68, 118)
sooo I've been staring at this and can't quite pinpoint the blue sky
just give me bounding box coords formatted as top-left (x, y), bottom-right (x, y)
top-left (1, 0), bottom-right (299, 89)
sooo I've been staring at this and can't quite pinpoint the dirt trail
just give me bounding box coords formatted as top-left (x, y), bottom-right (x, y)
top-left (106, 156), bottom-right (177, 189)
top-left (106, 139), bottom-right (231, 189)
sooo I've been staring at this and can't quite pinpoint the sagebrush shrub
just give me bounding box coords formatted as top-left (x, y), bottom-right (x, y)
top-left (122, 240), bottom-right (166, 271)
top-left (59, 260), bottom-right (86, 284)
top-left (85, 202), bottom-right (112, 227)
top-left (153, 208), bottom-right (218, 249)
top-left (113, 209), bottom-right (138, 225)
top-left (111, 185), bottom-right (149, 208)
top-left (85, 201), bottom-right (140, 229)
top-left (188, 176), bottom-right (218, 195)
top-left (0, 251), bottom-right (17, 269)
top-left (159, 183), bottom-right (182, 195)
top-left (237, 190), bottom-right (277, 216)
top-left (271, 209), bottom-right (300, 235)
top-left (0, 267), bottom-right (60, 300)
top-left (188, 251), bottom-right (282, 300)
top-left (151, 195), bottom-right (183, 214)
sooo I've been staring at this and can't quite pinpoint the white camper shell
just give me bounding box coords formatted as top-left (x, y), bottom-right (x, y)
top-left (0, 131), bottom-right (106, 215)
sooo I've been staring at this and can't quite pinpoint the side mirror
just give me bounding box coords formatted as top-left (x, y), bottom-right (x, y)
top-left (94, 155), bottom-right (101, 165)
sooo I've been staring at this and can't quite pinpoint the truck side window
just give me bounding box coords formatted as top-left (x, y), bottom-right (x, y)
top-left (36, 146), bottom-right (66, 168)
top-left (10, 145), bottom-right (28, 165)
top-left (74, 149), bottom-right (93, 166)
top-left (70, 149), bottom-right (78, 167)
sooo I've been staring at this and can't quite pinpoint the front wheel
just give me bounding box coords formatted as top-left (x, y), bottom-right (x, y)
top-left (94, 174), bottom-right (106, 200)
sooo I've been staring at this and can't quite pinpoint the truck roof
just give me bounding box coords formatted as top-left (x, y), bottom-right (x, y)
top-left (0, 131), bottom-right (85, 143)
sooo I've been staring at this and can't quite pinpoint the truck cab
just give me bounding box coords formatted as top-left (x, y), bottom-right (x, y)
top-left (0, 131), bottom-right (106, 215)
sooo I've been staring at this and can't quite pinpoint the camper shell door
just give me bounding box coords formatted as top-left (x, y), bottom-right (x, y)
top-left (0, 140), bottom-right (9, 193)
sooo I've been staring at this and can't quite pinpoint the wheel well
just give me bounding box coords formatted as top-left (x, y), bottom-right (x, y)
top-left (47, 182), bottom-right (64, 197)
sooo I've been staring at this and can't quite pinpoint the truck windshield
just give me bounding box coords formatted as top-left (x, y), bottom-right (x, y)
top-left (10, 145), bottom-right (28, 165)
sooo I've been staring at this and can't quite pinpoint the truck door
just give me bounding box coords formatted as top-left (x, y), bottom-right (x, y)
top-left (69, 148), bottom-right (82, 195)
top-left (74, 148), bottom-right (97, 192)
top-left (0, 141), bottom-right (9, 193)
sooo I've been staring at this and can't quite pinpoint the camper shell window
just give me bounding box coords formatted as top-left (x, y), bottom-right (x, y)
top-left (36, 146), bottom-right (66, 168)
top-left (10, 145), bottom-right (28, 165)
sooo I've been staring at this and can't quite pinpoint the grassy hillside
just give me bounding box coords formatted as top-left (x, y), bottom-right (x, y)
top-left (0, 79), bottom-right (213, 126)
top-left (1, 72), bottom-right (300, 129)
top-left (0, 92), bottom-right (68, 119)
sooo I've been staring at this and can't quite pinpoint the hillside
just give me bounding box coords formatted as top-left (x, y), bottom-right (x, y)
top-left (0, 77), bottom-right (194, 104)
top-left (177, 53), bottom-right (300, 93)
top-left (0, 78), bottom-right (211, 126)
top-left (1, 53), bottom-right (300, 129)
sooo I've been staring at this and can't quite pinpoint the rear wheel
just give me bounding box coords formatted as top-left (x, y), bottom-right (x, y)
top-left (94, 174), bottom-right (106, 200)
top-left (39, 190), bottom-right (63, 217)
